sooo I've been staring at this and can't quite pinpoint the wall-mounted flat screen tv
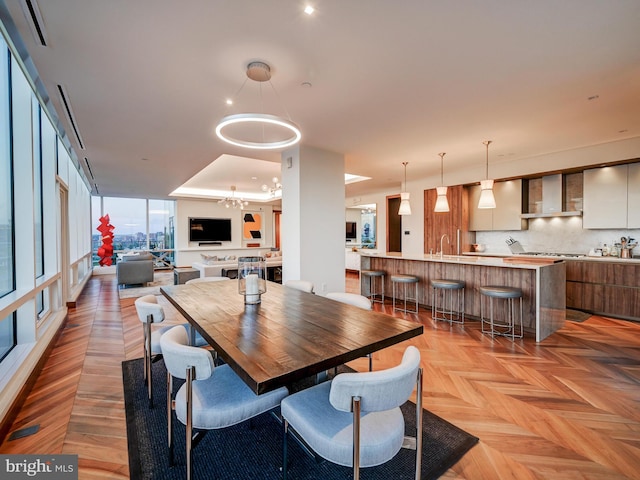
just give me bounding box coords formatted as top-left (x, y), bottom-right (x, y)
top-left (346, 221), bottom-right (357, 240)
top-left (189, 218), bottom-right (232, 242)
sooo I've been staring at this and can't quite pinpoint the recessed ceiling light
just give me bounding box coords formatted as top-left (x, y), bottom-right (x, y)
top-left (226, 99), bottom-right (233, 105)
top-left (304, 5), bottom-right (315, 15)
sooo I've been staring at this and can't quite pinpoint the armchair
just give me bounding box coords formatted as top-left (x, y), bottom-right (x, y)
top-left (117, 252), bottom-right (154, 286)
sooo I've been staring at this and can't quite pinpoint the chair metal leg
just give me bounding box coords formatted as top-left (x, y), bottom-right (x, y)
top-left (142, 325), bottom-right (148, 384)
top-left (282, 419), bottom-right (289, 480)
top-left (145, 320), bottom-right (153, 408)
top-left (167, 371), bottom-right (174, 466)
top-left (352, 396), bottom-right (361, 480)
top-left (415, 368), bottom-right (423, 480)
top-left (186, 365), bottom-right (195, 480)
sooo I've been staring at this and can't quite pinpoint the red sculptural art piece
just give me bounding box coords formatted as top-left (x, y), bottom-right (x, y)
top-left (97, 214), bottom-right (115, 266)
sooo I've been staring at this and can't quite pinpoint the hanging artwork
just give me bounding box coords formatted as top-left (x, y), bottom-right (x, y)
top-left (96, 214), bottom-right (115, 266)
top-left (243, 212), bottom-right (262, 247)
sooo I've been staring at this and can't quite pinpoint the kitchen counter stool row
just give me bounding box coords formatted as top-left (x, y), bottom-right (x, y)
top-left (360, 266), bottom-right (524, 341)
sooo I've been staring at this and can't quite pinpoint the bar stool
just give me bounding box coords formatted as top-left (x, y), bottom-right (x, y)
top-left (431, 279), bottom-right (465, 324)
top-left (391, 274), bottom-right (419, 313)
top-left (480, 285), bottom-right (523, 340)
top-left (361, 269), bottom-right (385, 304)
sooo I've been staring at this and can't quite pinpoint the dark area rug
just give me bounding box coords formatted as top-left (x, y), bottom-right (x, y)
top-left (123, 357), bottom-right (478, 479)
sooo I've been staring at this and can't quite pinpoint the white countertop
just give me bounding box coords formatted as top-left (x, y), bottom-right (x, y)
top-left (359, 252), bottom-right (561, 270)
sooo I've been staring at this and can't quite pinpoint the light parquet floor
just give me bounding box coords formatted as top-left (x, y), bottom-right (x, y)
top-left (1, 272), bottom-right (640, 479)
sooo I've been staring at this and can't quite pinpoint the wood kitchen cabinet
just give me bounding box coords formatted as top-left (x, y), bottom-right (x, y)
top-left (583, 162), bottom-right (640, 229)
top-left (565, 259), bottom-right (640, 320)
top-left (468, 179), bottom-right (527, 231)
top-left (424, 185), bottom-right (474, 254)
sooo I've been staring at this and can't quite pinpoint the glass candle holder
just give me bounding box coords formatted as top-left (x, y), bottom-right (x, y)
top-left (238, 256), bottom-right (267, 304)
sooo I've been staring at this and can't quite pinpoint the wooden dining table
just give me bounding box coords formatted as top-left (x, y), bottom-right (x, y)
top-left (160, 280), bottom-right (424, 394)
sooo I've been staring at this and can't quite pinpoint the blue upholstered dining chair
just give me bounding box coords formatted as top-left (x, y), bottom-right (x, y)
top-left (160, 325), bottom-right (289, 480)
top-left (134, 294), bottom-right (209, 408)
top-left (281, 345), bottom-right (423, 480)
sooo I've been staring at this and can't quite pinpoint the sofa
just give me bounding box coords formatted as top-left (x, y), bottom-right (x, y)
top-left (117, 252), bottom-right (154, 286)
top-left (192, 252), bottom-right (282, 282)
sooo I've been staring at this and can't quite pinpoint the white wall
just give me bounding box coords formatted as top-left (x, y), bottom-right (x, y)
top-left (477, 218), bottom-right (640, 256)
top-left (174, 198), bottom-right (276, 267)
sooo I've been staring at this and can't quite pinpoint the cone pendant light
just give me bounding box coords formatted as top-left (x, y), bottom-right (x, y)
top-left (478, 140), bottom-right (496, 209)
top-left (398, 162), bottom-right (412, 215)
top-left (434, 152), bottom-right (450, 212)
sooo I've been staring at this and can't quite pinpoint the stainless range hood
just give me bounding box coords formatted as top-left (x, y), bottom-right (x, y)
top-left (520, 174), bottom-right (583, 219)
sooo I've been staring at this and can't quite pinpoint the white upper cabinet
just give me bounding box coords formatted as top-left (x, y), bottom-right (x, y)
top-left (468, 184), bottom-right (493, 231)
top-left (583, 164), bottom-right (636, 229)
top-left (469, 180), bottom-right (526, 231)
top-left (627, 163), bottom-right (640, 228)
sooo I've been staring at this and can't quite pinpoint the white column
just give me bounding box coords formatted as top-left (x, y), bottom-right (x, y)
top-left (281, 145), bottom-right (345, 295)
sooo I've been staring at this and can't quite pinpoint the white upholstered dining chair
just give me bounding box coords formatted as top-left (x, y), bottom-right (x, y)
top-left (326, 292), bottom-right (372, 310)
top-left (325, 292), bottom-right (374, 371)
top-left (134, 294), bottom-right (173, 408)
top-left (134, 294), bottom-right (209, 408)
top-left (281, 345), bottom-right (423, 480)
top-left (160, 325), bottom-right (289, 480)
top-left (185, 276), bottom-right (231, 284)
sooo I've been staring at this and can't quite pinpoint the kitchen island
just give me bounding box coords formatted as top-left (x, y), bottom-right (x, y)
top-left (361, 252), bottom-right (566, 342)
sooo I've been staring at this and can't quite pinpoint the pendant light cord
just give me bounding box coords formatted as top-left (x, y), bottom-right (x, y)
top-left (402, 162), bottom-right (408, 191)
top-left (483, 140), bottom-right (492, 179)
top-left (438, 152), bottom-right (446, 186)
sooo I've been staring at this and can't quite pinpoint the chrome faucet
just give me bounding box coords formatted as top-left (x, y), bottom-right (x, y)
top-left (439, 233), bottom-right (450, 258)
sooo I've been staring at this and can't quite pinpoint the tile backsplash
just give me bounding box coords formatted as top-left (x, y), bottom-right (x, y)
top-left (475, 217), bottom-right (639, 256)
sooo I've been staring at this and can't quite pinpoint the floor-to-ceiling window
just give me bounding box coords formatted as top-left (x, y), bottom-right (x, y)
top-left (32, 98), bottom-right (45, 315)
top-left (0, 36), bottom-right (15, 361)
top-left (104, 197), bottom-right (147, 251)
top-left (0, 10), bottom-right (92, 421)
top-left (148, 199), bottom-right (175, 267)
top-left (92, 196), bottom-right (175, 267)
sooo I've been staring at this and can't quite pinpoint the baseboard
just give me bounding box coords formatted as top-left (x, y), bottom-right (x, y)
top-left (67, 270), bottom-right (93, 308)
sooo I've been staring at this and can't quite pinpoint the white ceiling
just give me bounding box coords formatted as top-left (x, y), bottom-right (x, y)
top-left (3, 0), bottom-right (640, 201)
